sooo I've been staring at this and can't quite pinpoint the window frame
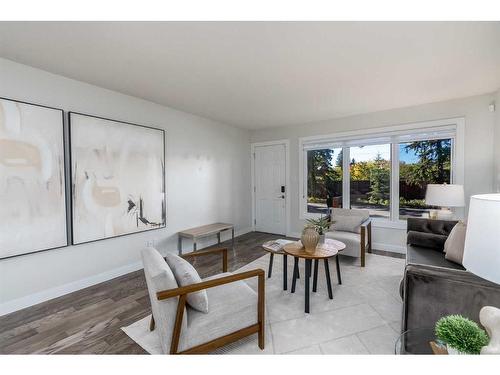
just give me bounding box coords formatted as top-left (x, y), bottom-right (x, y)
top-left (299, 118), bottom-right (465, 228)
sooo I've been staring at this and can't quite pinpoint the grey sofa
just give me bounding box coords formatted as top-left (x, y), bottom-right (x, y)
top-left (401, 218), bottom-right (500, 334)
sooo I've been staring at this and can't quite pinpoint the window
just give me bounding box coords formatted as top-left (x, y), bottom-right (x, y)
top-left (306, 147), bottom-right (343, 214)
top-left (300, 119), bottom-right (462, 223)
top-left (399, 139), bottom-right (452, 219)
top-left (350, 144), bottom-right (391, 218)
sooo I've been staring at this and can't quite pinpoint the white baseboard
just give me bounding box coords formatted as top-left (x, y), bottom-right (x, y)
top-left (0, 227), bottom-right (255, 317)
top-left (372, 242), bottom-right (406, 254)
top-left (236, 227), bottom-right (253, 237)
top-left (0, 260), bottom-right (144, 317)
top-left (287, 231), bottom-right (301, 239)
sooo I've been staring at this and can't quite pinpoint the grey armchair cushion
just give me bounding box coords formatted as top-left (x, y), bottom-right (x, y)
top-left (165, 253), bottom-right (209, 313)
top-left (325, 230), bottom-right (367, 258)
top-left (181, 272), bottom-right (258, 351)
top-left (330, 208), bottom-right (369, 234)
top-left (141, 247), bottom-right (187, 354)
top-left (407, 231), bottom-right (448, 251)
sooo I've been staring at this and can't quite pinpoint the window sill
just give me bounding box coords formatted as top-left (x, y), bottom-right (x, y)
top-left (371, 219), bottom-right (407, 230)
top-left (300, 212), bottom-right (408, 230)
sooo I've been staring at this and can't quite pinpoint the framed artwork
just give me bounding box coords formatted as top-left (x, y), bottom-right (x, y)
top-left (0, 97), bottom-right (68, 259)
top-left (69, 112), bottom-right (166, 245)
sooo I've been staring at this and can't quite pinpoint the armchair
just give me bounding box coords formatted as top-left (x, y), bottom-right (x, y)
top-left (142, 247), bottom-right (265, 354)
top-left (325, 208), bottom-right (372, 267)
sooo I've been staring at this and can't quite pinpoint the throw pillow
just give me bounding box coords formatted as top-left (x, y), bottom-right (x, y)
top-left (444, 222), bottom-right (467, 265)
top-left (164, 253), bottom-right (209, 313)
top-left (330, 215), bottom-right (364, 233)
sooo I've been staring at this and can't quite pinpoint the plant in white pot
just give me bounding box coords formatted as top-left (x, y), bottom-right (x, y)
top-left (435, 315), bottom-right (489, 354)
top-left (305, 215), bottom-right (331, 244)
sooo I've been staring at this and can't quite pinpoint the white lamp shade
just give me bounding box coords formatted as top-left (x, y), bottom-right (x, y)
top-left (463, 194), bottom-right (500, 284)
top-left (425, 184), bottom-right (465, 207)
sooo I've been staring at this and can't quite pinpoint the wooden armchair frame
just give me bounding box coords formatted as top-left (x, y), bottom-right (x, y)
top-left (153, 247), bottom-right (265, 354)
top-left (360, 218), bottom-right (372, 267)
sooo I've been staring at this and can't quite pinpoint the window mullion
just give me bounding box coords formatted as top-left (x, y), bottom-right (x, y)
top-left (342, 147), bottom-right (350, 209)
top-left (391, 142), bottom-right (400, 221)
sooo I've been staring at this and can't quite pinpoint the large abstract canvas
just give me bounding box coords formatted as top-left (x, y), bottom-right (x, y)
top-left (69, 113), bottom-right (166, 245)
top-left (0, 98), bottom-right (67, 259)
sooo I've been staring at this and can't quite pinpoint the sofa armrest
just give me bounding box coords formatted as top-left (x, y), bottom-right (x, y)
top-left (402, 264), bottom-right (500, 332)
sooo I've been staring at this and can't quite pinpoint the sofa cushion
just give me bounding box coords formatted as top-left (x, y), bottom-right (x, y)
top-left (407, 218), bottom-right (458, 236)
top-left (181, 272), bottom-right (258, 351)
top-left (407, 245), bottom-right (465, 270)
top-left (330, 208), bottom-right (369, 233)
top-left (444, 222), bottom-right (467, 265)
top-left (165, 253), bottom-right (209, 313)
top-left (407, 231), bottom-right (448, 251)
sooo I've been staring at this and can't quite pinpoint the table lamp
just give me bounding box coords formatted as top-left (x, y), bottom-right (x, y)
top-left (462, 194), bottom-right (500, 354)
top-left (425, 184), bottom-right (464, 219)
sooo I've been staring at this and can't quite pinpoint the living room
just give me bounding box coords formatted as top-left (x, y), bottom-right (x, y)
top-left (1, 2), bottom-right (500, 373)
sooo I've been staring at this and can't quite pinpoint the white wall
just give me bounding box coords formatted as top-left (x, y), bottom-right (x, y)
top-left (0, 58), bottom-right (252, 315)
top-left (250, 93), bottom-right (497, 253)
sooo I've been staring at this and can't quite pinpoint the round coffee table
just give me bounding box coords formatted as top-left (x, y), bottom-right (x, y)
top-left (283, 239), bottom-right (346, 313)
top-left (262, 240), bottom-right (296, 291)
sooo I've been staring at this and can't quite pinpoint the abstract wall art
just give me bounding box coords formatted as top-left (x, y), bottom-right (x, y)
top-left (69, 112), bottom-right (166, 245)
top-left (0, 98), bottom-right (67, 259)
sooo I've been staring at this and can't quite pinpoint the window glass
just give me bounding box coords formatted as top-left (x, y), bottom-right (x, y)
top-left (349, 144), bottom-right (391, 218)
top-left (306, 148), bottom-right (343, 214)
top-left (399, 139), bottom-right (452, 219)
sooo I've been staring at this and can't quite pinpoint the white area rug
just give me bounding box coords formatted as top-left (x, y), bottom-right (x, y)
top-left (122, 253), bottom-right (404, 354)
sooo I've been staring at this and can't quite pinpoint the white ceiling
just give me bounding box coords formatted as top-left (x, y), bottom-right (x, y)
top-left (1, 22), bottom-right (500, 129)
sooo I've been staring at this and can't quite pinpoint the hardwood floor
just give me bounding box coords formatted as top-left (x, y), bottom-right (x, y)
top-left (0, 232), bottom-right (404, 354)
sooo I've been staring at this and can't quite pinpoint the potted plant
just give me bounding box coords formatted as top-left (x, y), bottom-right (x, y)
top-left (306, 215), bottom-right (331, 244)
top-left (435, 314), bottom-right (489, 354)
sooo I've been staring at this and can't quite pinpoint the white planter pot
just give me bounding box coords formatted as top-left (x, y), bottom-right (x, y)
top-left (446, 345), bottom-right (467, 355)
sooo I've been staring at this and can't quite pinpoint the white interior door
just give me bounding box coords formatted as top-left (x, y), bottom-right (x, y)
top-left (254, 144), bottom-right (286, 235)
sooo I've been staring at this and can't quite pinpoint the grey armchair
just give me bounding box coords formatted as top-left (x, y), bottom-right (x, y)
top-left (325, 208), bottom-right (372, 267)
top-left (141, 247), bottom-right (265, 354)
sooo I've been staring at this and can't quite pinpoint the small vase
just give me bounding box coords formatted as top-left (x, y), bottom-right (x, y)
top-left (318, 234), bottom-right (325, 244)
top-left (301, 227), bottom-right (319, 253)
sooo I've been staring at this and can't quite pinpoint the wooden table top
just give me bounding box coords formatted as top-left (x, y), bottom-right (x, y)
top-left (178, 223), bottom-right (234, 238)
top-left (283, 239), bottom-right (346, 259)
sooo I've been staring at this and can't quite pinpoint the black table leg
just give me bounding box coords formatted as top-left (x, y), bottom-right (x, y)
top-left (283, 254), bottom-right (288, 290)
top-left (312, 259), bottom-right (319, 292)
top-left (291, 257), bottom-right (299, 293)
top-left (268, 253), bottom-right (274, 278)
top-left (336, 255), bottom-right (342, 285)
top-left (305, 259), bottom-right (312, 313)
top-left (324, 259), bottom-right (333, 299)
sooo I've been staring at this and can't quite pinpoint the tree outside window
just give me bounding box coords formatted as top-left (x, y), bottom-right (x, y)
top-left (349, 144), bottom-right (391, 218)
top-left (307, 148), bottom-right (342, 214)
top-left (399, 139), bottom-right (452, 219)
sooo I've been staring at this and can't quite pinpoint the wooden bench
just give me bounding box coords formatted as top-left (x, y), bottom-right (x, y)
top-left (178, 223), bottom-right (234, 255)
